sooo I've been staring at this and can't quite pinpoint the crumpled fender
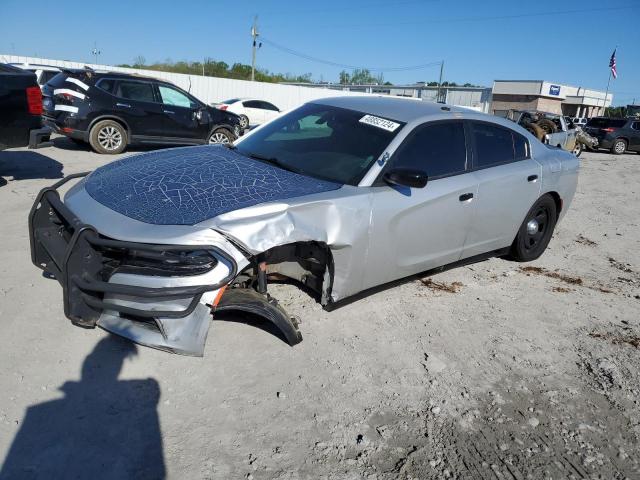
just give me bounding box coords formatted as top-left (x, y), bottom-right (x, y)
top-left (204, 189), bottom-right (373, 302)
top-left (214, 288), bottom-right (303, 346)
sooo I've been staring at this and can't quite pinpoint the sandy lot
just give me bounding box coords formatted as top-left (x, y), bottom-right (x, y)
top-left (0, 139), bottom-right (639, 479)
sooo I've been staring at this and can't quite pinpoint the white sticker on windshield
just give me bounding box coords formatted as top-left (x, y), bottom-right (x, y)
top-left (359, 115), bottom-right (400, 132)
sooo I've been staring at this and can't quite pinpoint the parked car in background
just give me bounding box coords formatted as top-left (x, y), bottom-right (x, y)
top-left (215, 98), bottom-right (281, 129)
top-left (42, 69), bottom-right (242, 154)
top-left (9, 63), bottom-right (62, 89)
top-left (29, 97), bottom-right (578, 355)
top-left (0, 63), bottom-right (49, 150)
top-left (571, 117), bottom-right (588, 129)
top-left (503, 110), bottom-right (581, 156)
top-left (584, 117), bottom-right (640, 154)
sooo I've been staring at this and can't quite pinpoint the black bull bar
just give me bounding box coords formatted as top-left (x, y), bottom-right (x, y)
top-left (28, 173), bottom-right (237, 329)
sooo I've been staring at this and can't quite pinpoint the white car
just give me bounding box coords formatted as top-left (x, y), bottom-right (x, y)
top-left (215, 98), bottom-right (281, 129)
top-left (9, 63), bottom-right (62, 89)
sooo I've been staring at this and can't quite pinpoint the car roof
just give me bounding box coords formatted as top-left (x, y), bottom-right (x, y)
top-left (311, 96), bottom-right (467, 122)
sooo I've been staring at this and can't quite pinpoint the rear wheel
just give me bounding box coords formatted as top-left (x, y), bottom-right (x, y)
top-left (611, 138), bottom-right (627, 155)
top-left (509, 194), bottom-right (557, 262)
top-left (89, 120), bottom-right (127, 154)
top-left (209, 128), bottom-right (235, 145)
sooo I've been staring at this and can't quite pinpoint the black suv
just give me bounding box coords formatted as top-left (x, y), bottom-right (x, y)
top-left (584, 117), bottom-right (640, 154)
top-left (42, 69), bottom-right (242, 154)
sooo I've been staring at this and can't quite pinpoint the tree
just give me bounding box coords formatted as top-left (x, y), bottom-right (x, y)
top-left (339, 70), bottom-right (350, 84)
top-left (133, 55), bottom-right (146, 68)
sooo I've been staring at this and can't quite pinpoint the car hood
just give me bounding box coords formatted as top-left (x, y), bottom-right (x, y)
top-left (84, 145), bottom-right (341, 226)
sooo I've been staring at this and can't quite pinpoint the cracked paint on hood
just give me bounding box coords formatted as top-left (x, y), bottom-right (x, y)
top-left (84, 145), bottom-right (341, 226)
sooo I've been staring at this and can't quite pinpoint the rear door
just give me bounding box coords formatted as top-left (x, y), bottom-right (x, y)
top-left (157, 84), bottom-right (207, 140)
top-left (259, 101), bottom-right (280, 123)
top-left (242, 100), bottom-right (266, 125)
top-left (366, 120), bottom-right (478, 287)
top-left (113, 79), bottom-right (164, 136)
top-left (461, 121), bottom-right (541, 258)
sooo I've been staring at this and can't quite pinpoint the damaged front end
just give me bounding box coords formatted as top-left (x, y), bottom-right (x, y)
top-left (28, 174), bottom-right (304, 356)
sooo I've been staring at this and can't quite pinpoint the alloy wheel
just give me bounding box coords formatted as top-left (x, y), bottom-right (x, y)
top-left (209, 132), bottom-right (230, 144)
top-left (97, 126), bottom-right (123, 151)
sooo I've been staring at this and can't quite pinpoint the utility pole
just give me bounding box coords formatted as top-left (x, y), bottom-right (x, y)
top-left (251, 16), bottom-right (259, 82)
top-left (436, 60), bottom-right (444, 103)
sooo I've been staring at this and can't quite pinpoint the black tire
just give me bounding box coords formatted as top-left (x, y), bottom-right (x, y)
top-left (509, 194), bottom-right (557, 262)
top-left (525, 123), bottom-right (545, 141)
top-left (611, 138), bottom-right (627, 155)
top-left (239, 115), bottom-right (249, 130)
top-left (89, 120), bottom-right (127, 154)
top-left (209, 128), bottom-right (235, 145)
top-left (571, 142), bottom-right (582, 157)
top-left (535, 118), bottom-right (558, 134)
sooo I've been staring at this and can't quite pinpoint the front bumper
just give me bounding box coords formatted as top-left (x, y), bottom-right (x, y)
top-left (29, 173), bottom-right (237, 355)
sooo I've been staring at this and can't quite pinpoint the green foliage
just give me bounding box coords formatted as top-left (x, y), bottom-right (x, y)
top-left (338, 68), bottom-right (384, 85)
top-left (604, 106), bottom-right (628, 118)
top-left (120, 57), bottom-right (313, 83)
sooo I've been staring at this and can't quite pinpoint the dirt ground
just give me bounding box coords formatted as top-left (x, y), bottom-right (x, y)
top-left (0, 138), bottom-right (639, 479)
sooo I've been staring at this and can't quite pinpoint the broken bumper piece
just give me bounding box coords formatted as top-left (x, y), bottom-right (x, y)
top-left (28, 174), bottom-right (303, 356)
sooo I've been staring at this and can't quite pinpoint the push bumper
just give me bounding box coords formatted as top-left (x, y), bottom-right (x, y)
top-left (28, 173), bottom-right (237, 355)
top-left (28, 174), bottom-right (303, 355)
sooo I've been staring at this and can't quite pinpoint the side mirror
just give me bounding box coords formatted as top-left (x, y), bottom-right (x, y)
top-left (383, 168), bottom-right (428, 188)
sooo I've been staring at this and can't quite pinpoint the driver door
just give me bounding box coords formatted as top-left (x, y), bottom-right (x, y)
top-left (364, 120), bottom-right (478, 289)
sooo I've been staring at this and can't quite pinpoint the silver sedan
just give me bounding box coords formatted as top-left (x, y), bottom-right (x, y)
top-left (29, 96), bottom-right (579, 355)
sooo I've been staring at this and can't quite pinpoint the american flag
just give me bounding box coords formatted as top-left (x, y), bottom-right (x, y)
top-left (609, 49), bottom-right (617, 79)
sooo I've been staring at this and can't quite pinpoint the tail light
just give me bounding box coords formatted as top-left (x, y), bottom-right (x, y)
top-left (26, 86), bottom-right (43, 115)
top-left (602, 127), bottom-right (617, 132)
top-left (218, 105), bottom-right (228, 110)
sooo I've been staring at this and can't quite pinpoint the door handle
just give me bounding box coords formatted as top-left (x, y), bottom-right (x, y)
top-left (163, 110), bottom-right (175, 114)
top-left (459, 193), bottom-right (474, 202)
top-left (116, 103), bottom-right (130, 108)
top-left (528, 174), bottom-right (539, 182)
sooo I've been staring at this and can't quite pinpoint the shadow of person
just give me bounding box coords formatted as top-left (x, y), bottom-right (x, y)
top-left (0, 336), bottom-right (165, 480)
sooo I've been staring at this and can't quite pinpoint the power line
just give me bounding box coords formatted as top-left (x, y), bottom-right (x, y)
top-left (264, 5), bottom-right (637, 30)
top-left (260, 37), bottom-right (442, 72)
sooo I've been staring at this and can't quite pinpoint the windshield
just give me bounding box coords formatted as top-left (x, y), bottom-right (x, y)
top-left (235, 103), bottom-right (404, 185)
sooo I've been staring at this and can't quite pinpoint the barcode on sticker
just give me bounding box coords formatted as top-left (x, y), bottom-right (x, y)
top-left (359, 115), bottom-right (400, 132)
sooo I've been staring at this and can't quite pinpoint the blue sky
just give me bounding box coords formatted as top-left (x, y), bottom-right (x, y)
top-left (1, 0), bottom-right (638, 105)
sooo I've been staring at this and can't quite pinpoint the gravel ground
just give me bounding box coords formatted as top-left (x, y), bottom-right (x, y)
top-left (0, 139), bottom-right (639, 479)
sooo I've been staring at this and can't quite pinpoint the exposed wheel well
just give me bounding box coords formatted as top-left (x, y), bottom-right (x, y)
top-left (236, 241), bottom-right (334, 305)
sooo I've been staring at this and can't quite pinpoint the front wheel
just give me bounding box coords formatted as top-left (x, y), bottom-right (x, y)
top-left (209, 128), bottom-right (235, 145)
top-left (509, 194), bottom-right (557, 262)
top-left (611, 138), bottom-right (627, 155)
top-left (239, 115), bottom-right (249, 130)
top-left (572, 142), bottom-right (582, 157)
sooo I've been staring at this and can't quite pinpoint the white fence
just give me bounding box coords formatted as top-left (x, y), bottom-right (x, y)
top-left (0, 54), bottom-right (366, 110)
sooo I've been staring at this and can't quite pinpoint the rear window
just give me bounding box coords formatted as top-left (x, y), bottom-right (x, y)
top-left (116, 81), bottom-right (155, 102)
top-left (46, 73), bottom-right (70, 88)
top-left (472, 122), bottom-right (515, 168)
top-left (96, 78), bottom-right (116, 94)
top-left (586, 118), bottom-right (627, 128)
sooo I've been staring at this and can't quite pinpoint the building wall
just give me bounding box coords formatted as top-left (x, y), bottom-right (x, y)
top-left (491, 94), bottom-right (541, 113)
top-left (0, 54), bottom-right (366, 111)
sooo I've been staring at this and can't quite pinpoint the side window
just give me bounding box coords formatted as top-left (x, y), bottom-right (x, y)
top-left (391, 122), bottom-right (467, 179)
top-left (158, 85), bottom-right (196, 108)
top-left (116, 81), bottom-right (155, 103)
top-left (513, 132), bottom-right (530, 160)
top-left (261, 101), bottom-right (279, 111)
top-left (243, 100), bottom-right (261, 109)
top-left (471, 122), bottom-right (515, 168)
top-left (96, 78), bottom-right (116, 94)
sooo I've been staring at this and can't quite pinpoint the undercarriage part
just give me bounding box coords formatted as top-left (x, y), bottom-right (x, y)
top-left (214, 288), bottom-right (303, 346)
